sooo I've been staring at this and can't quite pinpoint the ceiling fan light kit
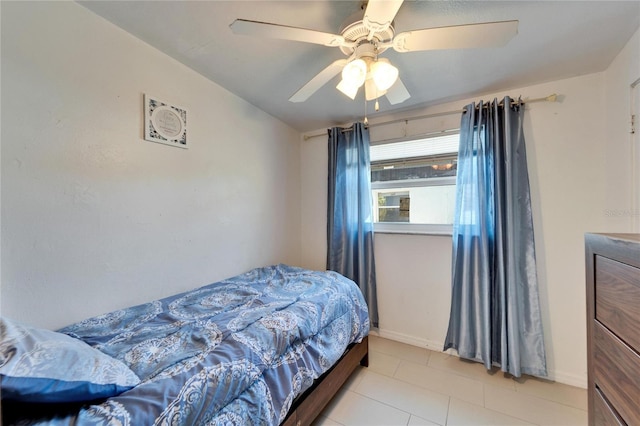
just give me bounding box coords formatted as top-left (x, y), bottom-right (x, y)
top-left (370, 58), bottom-right (399, 92)
top-left (337, 54), bottom-right (399, 101)
top-left (341, 59), bottom-right (368, 89)
top-left (337, 78), bottom-right (359, 100)
top-left (365, 77), bottom-right (387, 102)
top-left (230, 0), bottom-right (518, 111)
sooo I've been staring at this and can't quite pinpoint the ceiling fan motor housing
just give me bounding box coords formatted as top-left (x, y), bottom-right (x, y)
top-left (339, 11), bottom-right (395, 56)
top-left (353, 43), bottom-right (378, 63)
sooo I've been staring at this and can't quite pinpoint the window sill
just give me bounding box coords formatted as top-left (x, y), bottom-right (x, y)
top-left (373, 223), bottom-right (453, 236)
top-left (374, 230), bottom-right (452, 237)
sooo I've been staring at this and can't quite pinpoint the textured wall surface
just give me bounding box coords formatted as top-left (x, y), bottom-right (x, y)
top-left (1, 1), bottom-right (301, 329)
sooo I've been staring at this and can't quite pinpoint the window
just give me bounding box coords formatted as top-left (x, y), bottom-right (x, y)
top-left (377, 191), bottom-right (410, 222)
top-left (370, 132), bottom-right (459, 234)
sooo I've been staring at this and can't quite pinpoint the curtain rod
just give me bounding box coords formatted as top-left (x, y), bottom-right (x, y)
top-left (302, 93), bottom-right (558, 141)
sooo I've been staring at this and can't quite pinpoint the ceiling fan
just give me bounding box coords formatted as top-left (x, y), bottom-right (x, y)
top-left (230, 0), bottom-right (518, 107)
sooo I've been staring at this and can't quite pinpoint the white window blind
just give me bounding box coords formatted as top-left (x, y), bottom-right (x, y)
top-left (370, 134), bottom-right (459, 162)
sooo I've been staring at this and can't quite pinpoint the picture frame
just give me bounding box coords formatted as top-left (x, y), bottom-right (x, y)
top-left (144, 94), bottom-right (188, 149)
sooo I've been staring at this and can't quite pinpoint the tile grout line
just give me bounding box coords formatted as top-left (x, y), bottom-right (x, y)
top-left (482, 382), bottom-right (486, 408)
top-left (391, 356), bottom-right (402, 378)
top-left (483, 385), bottom-right (585, 426)
top-left (349, 389), bottom-right (416, 423)
top-left (419, 353), bottom-right (587, 411)
top-left (423, 346), bottom-right (432, 367)
top-left (512, 385), bottom-right (588, 412)
top-left (353, 368), bottom-right (451, 425)
top-left (366, 338), bottom-right (587, 425)
top-left (425, 352), bottom-right (522, 389)
top-left (496, 382), bottom-right (589, 412)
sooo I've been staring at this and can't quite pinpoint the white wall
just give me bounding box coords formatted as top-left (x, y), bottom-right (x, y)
top-left (603, 29), bottom-right (640, 231)
top-left (0, 1), bottom-right (302, 330)
top-left (300, 27), bottom-right (640, 388)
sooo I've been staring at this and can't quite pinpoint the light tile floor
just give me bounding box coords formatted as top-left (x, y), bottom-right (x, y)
top-left (315, 335), bottom-right (588, 426)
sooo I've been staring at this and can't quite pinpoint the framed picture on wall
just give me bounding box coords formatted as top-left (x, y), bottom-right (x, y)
top-left (144, 94), bottom-right (188, 149)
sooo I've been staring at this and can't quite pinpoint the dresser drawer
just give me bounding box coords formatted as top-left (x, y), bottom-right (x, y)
top-left (594, 321), bottom-right (640, 425)
top-left (594, 388), bottom-right (625, 426)
top-left (595, 255), bottom-right (640, 353)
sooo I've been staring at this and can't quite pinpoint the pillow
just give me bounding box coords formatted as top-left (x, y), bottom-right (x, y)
top-left (0, 317), bottom-right (140, 403)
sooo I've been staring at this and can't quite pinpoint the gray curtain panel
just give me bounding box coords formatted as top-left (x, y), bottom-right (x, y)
top-left (444, 97), bottom-right (547, 378)
top-left (327, 122), bottom-right (379, 328)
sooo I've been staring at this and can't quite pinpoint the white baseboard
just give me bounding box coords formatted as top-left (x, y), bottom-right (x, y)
top-left (370, 328), bottom-right (445, 352)
top-left (543, 370), bottom-right (588, 389)
top-left (370, 327), bottom-right (587, 389)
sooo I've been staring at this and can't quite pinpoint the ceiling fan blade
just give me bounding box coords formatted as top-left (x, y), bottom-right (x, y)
top-left (393, 20), bottom-right (518, 52)
top-left (230, 19), bottom-right (345, 47)
top-left (363, 0), bottom-right (404, 35)
top-left (289, 59), bottom-right (348, 103)
top-left (385, 78), bottom-right (410, 105)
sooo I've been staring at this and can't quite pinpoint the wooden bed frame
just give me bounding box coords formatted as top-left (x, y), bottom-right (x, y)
top-left (282, 335), bottom-right (369, 426)
top-left (3, 337), bottom-right (369, 426)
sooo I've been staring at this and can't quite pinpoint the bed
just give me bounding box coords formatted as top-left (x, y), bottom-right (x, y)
top-left (1, 264), bottom-right (370, 425)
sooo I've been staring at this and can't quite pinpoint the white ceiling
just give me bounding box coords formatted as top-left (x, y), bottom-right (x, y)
top-left (79, 1), bottom-right (640, 132)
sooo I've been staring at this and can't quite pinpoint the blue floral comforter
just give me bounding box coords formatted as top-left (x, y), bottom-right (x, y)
top-left (17, 264), bottom-right (370, 425)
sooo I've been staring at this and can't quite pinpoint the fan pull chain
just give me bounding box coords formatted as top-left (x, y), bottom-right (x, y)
top-left (363, 97), bottom-right (368, 126)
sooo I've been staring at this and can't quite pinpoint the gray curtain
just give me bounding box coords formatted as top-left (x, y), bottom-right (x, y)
top-left (443, 97), bottom-right (547, 378)
top-left (327, 122), bottom-right (379, 328)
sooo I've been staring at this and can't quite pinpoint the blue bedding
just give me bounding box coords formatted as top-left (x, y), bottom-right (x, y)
top-left (7, 264), bottom-right (369, 425)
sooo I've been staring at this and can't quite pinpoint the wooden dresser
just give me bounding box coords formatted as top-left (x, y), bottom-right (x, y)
top-left (585, 233), bottom-right (640, 425)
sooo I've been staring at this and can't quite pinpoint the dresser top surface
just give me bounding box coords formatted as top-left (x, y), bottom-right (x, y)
top-left (586, 233), bottom-right (640, 271)
top-left (586, 233), bottom-right (640, 244)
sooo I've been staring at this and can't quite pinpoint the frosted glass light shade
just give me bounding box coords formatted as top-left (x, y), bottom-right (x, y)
top-left (341, 59), bottom-right (367, 88)
top-left (364, 78), bottom-right (387, 101)
top-left (337, 78), bottom-right (359, 99)
top-left (371, 58), bottom-right (399, 91)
